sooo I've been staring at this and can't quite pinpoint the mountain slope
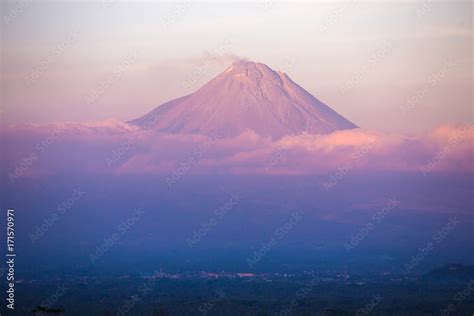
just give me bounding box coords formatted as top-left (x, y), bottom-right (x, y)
top-left (129, 60), bottom-right (357, 138)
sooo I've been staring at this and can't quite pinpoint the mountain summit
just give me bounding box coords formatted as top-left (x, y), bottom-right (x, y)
top-left (129, 60), bottom-right (357, 138)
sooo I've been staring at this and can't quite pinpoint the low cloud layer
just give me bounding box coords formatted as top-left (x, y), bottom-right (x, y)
top-left (2, 120), bottom-right (473, 182)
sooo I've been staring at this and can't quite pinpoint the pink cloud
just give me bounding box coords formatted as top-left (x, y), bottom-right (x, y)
top-left (1, 121), bottom-right (473, 180)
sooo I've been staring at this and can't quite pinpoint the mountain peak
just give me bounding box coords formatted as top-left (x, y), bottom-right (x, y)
top-left (227, 60), bottom-right (271, 71)
top-left (129, 61), bottom-right (357, 138)
top-left (222, 60), bottom-right (284, 85)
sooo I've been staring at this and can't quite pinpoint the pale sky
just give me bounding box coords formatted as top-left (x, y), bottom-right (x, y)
top-left (1, 1), bottom-right (472, 132)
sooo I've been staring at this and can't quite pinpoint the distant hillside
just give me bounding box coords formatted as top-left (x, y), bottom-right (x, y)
top-left (423, 264), bottom-right (474, 283)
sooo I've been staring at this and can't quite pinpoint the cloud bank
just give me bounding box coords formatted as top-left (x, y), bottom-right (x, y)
top-left (2, 120), bottom-right (473, 182)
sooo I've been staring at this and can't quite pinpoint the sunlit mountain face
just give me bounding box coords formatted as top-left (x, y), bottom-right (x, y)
top-left (129, 60), bottom-right (356, 138)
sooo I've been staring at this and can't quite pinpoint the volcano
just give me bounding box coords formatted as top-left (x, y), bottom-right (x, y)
top-left (129, 60), bottom-right (357, 138)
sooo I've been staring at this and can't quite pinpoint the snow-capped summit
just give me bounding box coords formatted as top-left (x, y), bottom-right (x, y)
top-left (129, 60), bottom-right (357, 138)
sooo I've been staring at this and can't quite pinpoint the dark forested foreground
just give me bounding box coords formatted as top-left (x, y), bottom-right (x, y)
top-left (11, 265), bottom-right (474, 316)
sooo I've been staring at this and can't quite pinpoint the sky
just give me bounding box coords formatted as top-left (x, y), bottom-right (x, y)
top-left (1, 1), bottom-right (472, 132)
top-left (1, 2), bottom-right (473, 275)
